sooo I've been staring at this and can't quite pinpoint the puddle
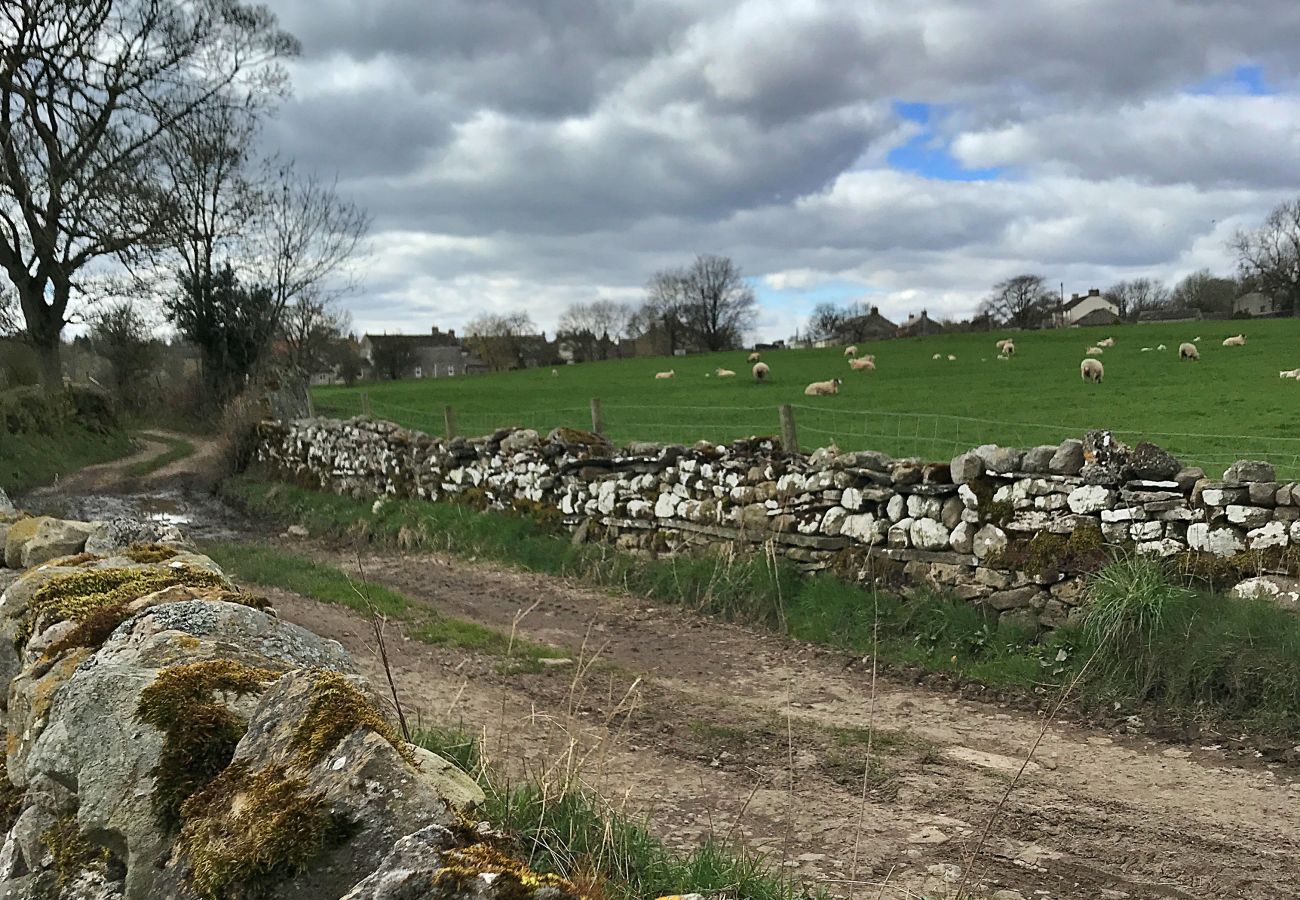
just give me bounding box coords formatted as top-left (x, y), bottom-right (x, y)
top-left (23, 489), bottom-right (247, 543)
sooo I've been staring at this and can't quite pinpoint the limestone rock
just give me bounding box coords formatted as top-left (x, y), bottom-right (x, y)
top-left (21, 519), bottom-right (94, 568)
top-left (840, 513), bottom-right (884, 545)
top-left (949, 452), bottom-right (985, 484)
top-left (940, 496), bottom-right (964, 529)
top-left (985, 447), bottom-right (1024, 475)
top-left (1174, 467), bottom-right (1204, 492)
top-left (1247, 521), bottom-right (1289, 550)
top-left (909, 518), bottom-right (950, 551)
top-left (906, 495), bottom-right (942, 520)
top-left (84, 518), bottom-right (191, 556)
top-left (1021, 445), bottom-right (1056, 474)
top-left (887, 518), bottom-right (913, 548)
top-left (1048, 439), bottom-right (1085, 476)
top-left (500, 429), bottom-right (540, 454)
top-left (5, 517), bottom-right (51, 569)
top-left (1067, 485), bottom-right (1116, 515)
top-left (886, 494), bottom-right (906, 522)
top-left (1232, 576), bottom-right (1300, 609)
top-left (971, 524), bottom-right (1007, 559)
top-left (985, 586), bottom-right (1039, 611)
top-left (1248, 482), bottom-right (1278, 506)
top-left (1225, 505), bottom-right (1270, 529)
top-left (950, 521), bottom-right (974, 554)
top-left (0, 487), bottom-right (12, 514)
top-left (1224, 460), bottom-right (1275, 484)
top-left (1186, 523), bottom-right (1244, 556)
top-left (1125, 441), bottom-right (1180, 481)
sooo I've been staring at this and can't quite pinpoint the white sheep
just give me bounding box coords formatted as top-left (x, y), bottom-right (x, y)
top-left (932, 353), bottom-right (941, 360)
top-left (1080, 358), bottom-right (1104, 383)
top-left (1141, 347), bottom-right (1152, 352)
top-left (748, 351), bottom-right (761, 363)
top-left (654, 369), bottom-right (675, 379)
top-left (1098, 337), bottom-right (1115, 348)
top-left (995, 338), bottom-right (1012, 351)
top-left (551, 369), bottom-right (558, 376)
top-left (1157, 344), bottom-right (1166, 351)
top-left (844, 345), bottom-right (858, 357)
top-left (1194, 336), bottom-right (1202, 342)
top-left (997, 340), bottom-right (1016, 357)
top-left (804, 378), bottom-right (843, 396)
top-left (715, 367), bottom-right (736, 378)
top-left (1223, 334), bottom-right (1246, 347)
top-left (946, 354), bottom-right (957, 361)
top-left (848, 356), bottom-right (875, 371)
top-left (1086, 346), bottom-right (1104, 356)
top-left (752, 361), bottom-right (770, 381)
top-left (1179, 342), bottom-right (1199, 361)
top-left (1279, 368), bottom-right (1300, 380)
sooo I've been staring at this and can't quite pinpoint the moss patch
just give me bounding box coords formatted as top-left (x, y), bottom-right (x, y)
top-left (123, 543), bottom-right (181, 564)
top-left (993, 524), bottom-right (1110, 578)
top-left (177, 762), bottom-right (353, 900)
top-left (41, 816), bottom-right (108, 887)
top-left (136, 660), bottom-right (279, 829)
top-left (24, 565), bottom-right (226, 640)
top-left (289, 670), bottom-right (416, 767)
top-left (432, 843), bottom-right (583, 899)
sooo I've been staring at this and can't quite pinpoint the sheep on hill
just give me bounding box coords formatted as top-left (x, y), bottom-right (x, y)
top-left (844, 345), bottom-right (858, 357)
top-left (1086, 346), bottom-right (1104, 356)
top-left (1179, 342), bottom-right (1199, 361)
top-left (654, 369), bottom-right (675, 379)
top-left (752, 361), bottom-right (770, 381)
top-left (747, 352), bottom-right (761, 363)
top-left (996, 339), bottom-right (1015, 357)
top-left (848, 356), bottom-right (875, 371)
top-left (804, 378), bottom-right (842, 396)
top-left (1223, 334), bottom-right (1246, 347)
top-left (715, 367), bottom-right (736, 378)
top-left (1080, 358), bottom-right (1104, 383)
top-left (1280, 368), bottom-right (1300, 380)
top-left (1098, 337), bottom-right (1115, 348)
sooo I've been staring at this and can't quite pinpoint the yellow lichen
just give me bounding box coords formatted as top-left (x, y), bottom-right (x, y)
top-left (42, 552), bottom-right (103, 568)
top-left (136, 660), bottom-right (279, 828)
top-left (289, 670), bottom-right (416, 767)
top-left (177, 762), bottom-right (353, 900)
top-left (432, 843), bottom-right (584, 899)
top-left (23, 565), bottom-right (226, 639)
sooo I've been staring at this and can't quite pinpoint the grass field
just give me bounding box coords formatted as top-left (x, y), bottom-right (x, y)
top-left (315, 318), bottom-right (1300, 478)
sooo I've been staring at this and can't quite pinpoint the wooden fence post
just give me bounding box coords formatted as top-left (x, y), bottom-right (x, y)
top-left (779, 404), bottom-right (798, 454)
top-left (590, 397), bottom-right (604, 435)
top-left (443, 404), bottom-right (457, 440)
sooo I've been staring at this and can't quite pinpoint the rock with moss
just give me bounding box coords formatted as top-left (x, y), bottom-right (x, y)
top-left (5, 518), bottom-right (52, 570)
top-left (20, 520), bottom-right (96, 570)
top-left (84, 518), bottom-right (190, 557)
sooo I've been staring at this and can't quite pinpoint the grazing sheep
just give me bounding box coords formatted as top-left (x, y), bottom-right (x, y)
top-left (844, 345), bottom-right (858, 357)
top-left (1080, 358), bottom-right (1104, 383)
top-left (946, 354), bottom-right (957, 361)
top-left (1194, 336), bottom-right (1202, 342)
top-left (752, 361), bottom-right (770, 381)
top-left (995, 338), bottom-right (1012, 351)
top-left (804, 378), bottom-right (843, 396)
top-left (1086, 346), bottom-right (1104, 355)
top-left (551, 369), bottom-right (558, 376)
top-left (998, 340), bottom-right (1015, 357)
top-left (715, 367), bottom-right (736, 378)
top-left (1279, 368), bottom-right (1300, 380)
top-left (1179, 342), bottom-right (1199, 361)
top-left (1141, 347), bottom-right (1152, 352)
top-left (748, 352), bottom-right (761, 363)
top-left (654, 369), bottom-right (675, 379)
top-left (1098, 337), bottom-right (1115, 348)
top-left (1223, 334), bottom-right (1246, 347)
top-left (932, 353), bottom-right (941, 360)
top-left (1157, 344), bottom-right (1166, 351)
top-left (848, 356), bottom-right (875, 371)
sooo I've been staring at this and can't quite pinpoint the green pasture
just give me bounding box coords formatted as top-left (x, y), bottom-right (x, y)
top-left (314, 318), bottom-right (1300, 477)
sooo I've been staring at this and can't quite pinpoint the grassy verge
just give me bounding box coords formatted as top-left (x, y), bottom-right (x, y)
top-left (125, 433), bottom-right (195, 478)
top-left (220, 473), bottom-right (1300, 737)
top-left (413, 724), bottom-right (825, 900)
top-left (203, 542), bottom-right (568, 667)
top-left (0, 426), bottom-right (134, 496)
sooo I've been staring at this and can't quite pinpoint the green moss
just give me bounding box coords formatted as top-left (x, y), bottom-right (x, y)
top-left (993, 524), bottom-right (1110, 578)
top-left (0, 758), bottom-right (23, 836)
top-left (431, 843), bottom-right (583, 899)
top-left (965, 477), bottom-right (1013, 525)
top-left (43, 552), bottom-right (104, 568)
top-left (24, 565), bottom-right (226, 640)
top-left (289, 670), bottom-right (416, 767)
top-left (40, 816), bottom-right (108, 887)
top-left (123, 543), bottom-right (181, 564)
top-left (177, 762), bottom-right (354, 900)
top-left (136, 660), bottom-right (279, 829)
top-left (1171, 546), bottom-right (1300, 591)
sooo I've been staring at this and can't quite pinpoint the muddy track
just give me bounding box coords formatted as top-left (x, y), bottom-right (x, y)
top-left (238, 542), bottom-right (1300, 900)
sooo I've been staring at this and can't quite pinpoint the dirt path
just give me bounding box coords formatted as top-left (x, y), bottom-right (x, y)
top-left (239, 541), bottom-right (1300, 900)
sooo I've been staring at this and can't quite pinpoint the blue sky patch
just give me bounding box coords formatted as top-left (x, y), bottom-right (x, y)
top-left (1190, 63), bottom-right (1274, 96)
top-left (887, 100), bottom-right (1002, 181)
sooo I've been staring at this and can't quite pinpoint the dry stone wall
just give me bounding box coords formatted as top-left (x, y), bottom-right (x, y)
top-left (257, 418), bottom-right (1300, 629)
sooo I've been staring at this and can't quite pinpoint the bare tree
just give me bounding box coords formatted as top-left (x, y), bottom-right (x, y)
top-left (0, 0), bottom-right (298, 389)
top-left (279, 294), bottom-right (352, 376)
top-left (557, 299), bottom-right (630, 360)
top-left (680, 254), bottom-right (757, 351)
top-left (1231, 197), bottom-right (1300, 316)
top-left (89, 300), bottom-right (160, 411)
top-left (806, 300), bottom-right (871, 343)
top-left (1170, 269), bottom-right (1236, 316)
top-left (1104, 278), bottom-right (1170, 322)
top-left (464, 311), bottom-right (537, 371)
top-left (0, 289), bottom-right (19, 337)
top-left (979, 275), bottom-right (1055, 329)
top-left (636, 268), bottom-right (690, 354)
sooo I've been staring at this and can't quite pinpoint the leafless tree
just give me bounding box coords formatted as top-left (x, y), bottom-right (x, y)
top-left (0, 0), bottom-right (298, 389)
top-left (464, 311), bottom-right (537, 371)
top-left (1231, 197), bottom-right (1300, 316)
top-left (89, 300), bottom-right (160, 411)
top-left (557, 299), bottom-right (630, 360)
top-left (807, 300), bottom-right (871, 343)
top-left (279, 294), bottom-right (352, 376)
top-left (635, 268), bottom-right (691, 354)
top-left (1104, 278), bottom-right (1170, 322)
top-left (679, 254), bottom-right (757, 351)
top-left (0, 289), bottom-right (19, 337)
top-left (1169, 269), bottom-right (1236, 316)
top-left (979, 274), bottom-right (1055, 329)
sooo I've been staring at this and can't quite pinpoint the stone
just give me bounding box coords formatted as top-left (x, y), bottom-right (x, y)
top-left (85, 518), bottom-right (190, 556)
top-left (985, 447), bottom-right (1024, 475)
top-left (1293, 520), bottom-right (1300, 544)
top-left (1136, 539), bottom-right (1184, 558)
top-left (840, 486), bottom-right (864, 511)
top-left (1224, 460), bottom-right (1275, 484)
top-left (1225, 505), bottom-right (1271, 528)
top-left (1174, 466), bottom-right (1205, 491)
top-left (909, 518), bottom-right (950, 551)
top-left (4, 516), bottom-right (51, 569)
top-left (339, 825), bottom-right (458, 900)
top-left (1231, 576), bottom-right (1300, 610)
top-left (886, 494), bottom-right (906, 522)
top-left (286, 524), bottom-right (309, 538)
top-left (1129, 521), bottom-right (1162, 541)
top-left (844, 450), bottom-right (893, 472)
top-left (1048, 439), bottom-right (1085, 476)
top-left (971, 524), bottom-right (1007, 560)
top-left (821, 506), bottom-right (848, 536)
top-left (1125, 441), bottom-right (1180, 481)
top-left (499, 428), bottom-right (541, 454)
top-left (940, 496), bottom-right (964, 529)
top-left (949, 452), bottom-right (985, 484)
top-left (887, 518), bottom-right (913, 548)
top-left (1186, 523), bottom-right (1244, 556)
top-left (1040, 598), bottom-right (1069, 628)
top-left (1247, 521), bottom-right (1289, 550)
top-left (0, 487), bottom-right (12, 514)
top-left (999, 608), bottom-right (1040, 632)
top-left (890, 461), bottom-right (923, 486)
top-left (1100, 522), bottom-right (1129, 543)
top-left (949, 521), bottom-right (974, 554)
top-left (1067, 485), bottom-right (1116, 515)
top-left (1248, 482), bottom-right (1278, 506)
top-left (985, 586), bottom-right (1039, 611)
top-left (840, 513), bottom-right (884, 545)
top-left (1021, 445), bottom-right (1056, 474)
top-left (1080, 462), bottom-right (1121, 486)
top-left (1200, 487), bottom-right (1246, 507)
top-left (1276, 483), bottom-right (1295, 506)
top-left (906, 494), bottom-right (942, 520)
top-left (20, 518), bottom-right (94, 568)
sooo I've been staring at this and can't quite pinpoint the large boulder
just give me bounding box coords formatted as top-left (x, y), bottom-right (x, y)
top-left (1125, 441), bottom-right (1180, 481)
top-left (84, 518), bottom-right (190, 556)
top-left (1224, 460), bottom-right (1275, 484)
top-left (949, 452), bottom-right (985, 485)
top-left (20, 519), bottom-right (95, 568)
top-left (1048, 440), bottom-right (1085, 476)
top-left (4, 518), bottom-right (51, 569)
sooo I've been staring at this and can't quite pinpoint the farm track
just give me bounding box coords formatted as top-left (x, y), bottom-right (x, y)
top-left (252, 541), bottom-right (1300, 900)
top-left (25, 440), bottom-right (1300, 898)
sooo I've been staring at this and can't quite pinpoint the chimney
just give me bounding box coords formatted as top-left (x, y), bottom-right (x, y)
top-left (448, 329), bottom-right (455, 339)
top-left (1088, 288), bottom-right (1100, 297)
top-left (1071, 293), bottom-right (1080, 301)
top-left (870, 306), bottom-right (878, 315)
top-left (431, 326), bottom-right (440, 335)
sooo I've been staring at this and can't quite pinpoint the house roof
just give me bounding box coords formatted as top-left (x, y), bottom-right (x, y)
top-left (1074, 307), bottom-right (1120, 327)
top-left (362, 332), bottom-right (460, 350)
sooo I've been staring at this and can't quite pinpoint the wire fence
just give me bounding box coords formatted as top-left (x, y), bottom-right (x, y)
top-left (310, 393), bottom-right (1300, 480)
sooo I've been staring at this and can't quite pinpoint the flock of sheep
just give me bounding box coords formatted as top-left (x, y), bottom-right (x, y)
top-left (649, 329), bottom-right (1294, 393)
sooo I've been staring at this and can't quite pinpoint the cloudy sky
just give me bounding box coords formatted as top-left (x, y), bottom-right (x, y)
top-left (260, 0), bottom-right (1300, 342)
